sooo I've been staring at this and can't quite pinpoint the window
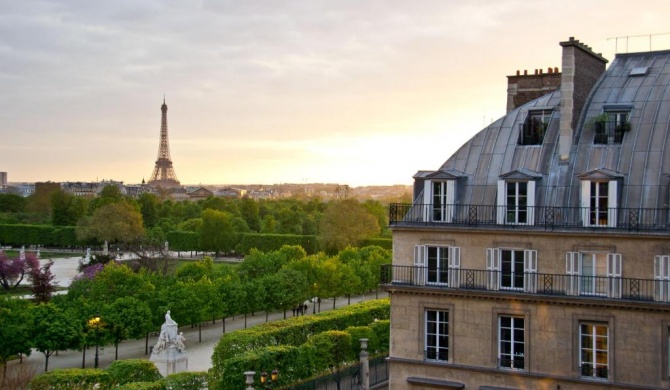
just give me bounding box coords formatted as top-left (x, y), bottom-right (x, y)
top-left (594, 111), bottom-right (629, 144)
top-left (496, 179), bottom-right (536, 225)
top-left (425, 310), bottom-right (449, 362)
top-left (422, 180), bottom-right (455, 222)
top-left (499, 316), bottom-right (525, 370)
top-left (519, 110), bottom-right (551, 145)
top-left (579, 323), bottom-right (608, 379)
top-left (566, 252), bottom-right (621, 298)
top-left (487, 248), bottom-right (537, 292)
top-left (580, 179), bottom-right (618, 228)
top-left (414, 245), bottom-right (461, 287)
top-left (654, 256), bottom-right (670, 302)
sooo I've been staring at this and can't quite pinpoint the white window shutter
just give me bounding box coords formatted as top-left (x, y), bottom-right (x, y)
top-left (606, 253), bottom-right (622, 298)
top-left (413, 245), bottom-right (426, 286)
top-left (449, 246), bottom-right (461, 288)
top-left (496, 180), bottom-right (506, 224)
top-left (527, 180), bottom-right (536, 226)
top-left (580, 181), bottom-right (590, 227)
top-left (566, 252), bottom-right (579, 295)
top-left (446, 180), bottom-right (455, 222)
top-left (524, 250), bottom-right (538, 293)
top-left (654, 255), bottom-right (670, 302)
top-left (422, 180), bottom-right (432, 222)
top-left (487, 248), bottom-right (500, 290)
top-left (607, 180), bottom-right (618, 227)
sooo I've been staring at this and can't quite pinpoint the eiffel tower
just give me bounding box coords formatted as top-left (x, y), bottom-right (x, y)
top-left (148, 98), bottom-right (181, 188)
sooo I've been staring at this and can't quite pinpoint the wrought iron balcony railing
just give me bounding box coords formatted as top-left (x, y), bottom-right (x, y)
top-left (594, 120), bottom-right (628, 144)
top-left (381, 265), bottom-right (670, 303)
top-left (389, 203), bottom-right (670, 232)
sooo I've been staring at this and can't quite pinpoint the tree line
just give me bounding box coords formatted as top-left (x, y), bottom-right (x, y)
top-left (0, 244), bottom-right (391, 376)
top-left (0, 186), bottom-right (395, 254)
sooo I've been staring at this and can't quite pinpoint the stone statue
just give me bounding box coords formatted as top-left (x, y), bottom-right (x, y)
top-left (19, 246), bottom-right (25, 261)
top-left (150, 310), bottom-right (188, 376)
top-left (103, 241), bottom-right (109, 255)
top-left (165, 241), bottom-right (169, 252)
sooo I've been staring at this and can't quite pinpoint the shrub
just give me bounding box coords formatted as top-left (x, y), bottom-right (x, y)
top-left (371, 319), bottom-right (390, 352)
top-left (162, 371), bottom-right (208, 390)
top-left (106, 360), bottom-right (162, 386)
top-left (113, 382), bottom-right (164, 390)
top-left (344, 326), bottom-right (378, 361)
top-left (29, 368), bottom-right (111, 390)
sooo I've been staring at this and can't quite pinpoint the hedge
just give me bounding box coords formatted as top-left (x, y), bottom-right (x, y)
top-left (29, 368), bottom-right (111, 390)
top-left (106, 360), bottom-right (162, 386)
top-left (161, 371), bottom-right (208, 389)
top-left (166, 231), bottom-right (200, 252)
top-left (210, 299), bottom-right (389, 388)
top-left (114, 382), bottom-right (164, 390)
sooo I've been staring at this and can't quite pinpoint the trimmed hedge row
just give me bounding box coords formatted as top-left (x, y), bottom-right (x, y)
top-left (29, 362), bottom-right (208, 390)
top-left (211, 321), bottom-right (390, 390)
top-left (0, 224), bottom-right (81, 247)
top-left (210, 299), bottom-right (389, 388)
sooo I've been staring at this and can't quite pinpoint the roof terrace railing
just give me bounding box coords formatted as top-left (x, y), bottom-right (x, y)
top-left (381, 265), bottom-right (670, 304)
top-left (389, 203), bottom-right (670, 232)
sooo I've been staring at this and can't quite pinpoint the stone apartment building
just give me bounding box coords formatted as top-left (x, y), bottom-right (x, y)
top-left (382, 38), bottom-right (670, 389)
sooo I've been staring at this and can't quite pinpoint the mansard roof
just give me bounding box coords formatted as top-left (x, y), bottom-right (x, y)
top-left (434, 49), bottom-right (670, 210)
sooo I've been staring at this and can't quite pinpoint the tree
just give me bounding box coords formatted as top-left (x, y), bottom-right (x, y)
top-left (199, 209), bottom-right (236, 256)
top-left (239, 198), bottom-right (261, 232)
top-left (260, 214), bottom-right (277, 233)
top-left (102, 297), bottom-right (153, 360)
top-left (51, 190), bottom-right (87, 226)
top-left (29, 260), bottom-right (58, 303)
top-left (30, 303), bottom-right (83, 372)
top-left (0, 297), bottom-right (32, 383)
top-left (0, 194), bottom-right (27, 213)
top-left (0, 252), bottom-right (40, 291)
top-left (137, 193), bottom-right (160, 228)
top-left (319, 199), bottom-right (380, 253)
top-left (76, 202), bottom-right (145, 247)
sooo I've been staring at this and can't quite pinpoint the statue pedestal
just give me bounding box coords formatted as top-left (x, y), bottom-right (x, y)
top-left (150, 346), bottom-right (188, 377)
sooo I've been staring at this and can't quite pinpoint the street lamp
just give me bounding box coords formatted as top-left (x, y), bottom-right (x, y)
top-left (260, 369), bottom-right (279, 389)
top-left (88, 314), bottom-right (102, 368)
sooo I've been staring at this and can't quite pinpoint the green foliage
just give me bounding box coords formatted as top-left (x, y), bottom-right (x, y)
top-left (30, 303), bottom-right (83, 371)
top-left (344, 326), bottom-right (378, 360)
top-left (29, 368), bottom-right (111, 390)
top-left (106, 359), bottom-right (162, 386)
top-left (161, 371), bottom-right (208, 390)
top-left (319, 199), bottom-right (380, 253)
top-left (359, 238), bottom-right (392, 250)
top-left (113, 382), bottom-right (164, 390)
top-left (0, 194), bottom-right (27, 213)
top-left (209, 299), bottom-right (389, 387)
top-left (199, 209), bottom-right (236, 255)
top-left (370, 319), bottom-right (390, 352)
top-left (166, 231), bottom-right (199, 252)
top-left (237, 233), bottom-right (319, 255)
top-left (0, 224), bottom-right (58, 246)
top-left (0, 297), bottom-right (33, 365)
top-left (51, 191), bottom-right (87, 226)
top-left (77, 202), bottom-right (145, 246)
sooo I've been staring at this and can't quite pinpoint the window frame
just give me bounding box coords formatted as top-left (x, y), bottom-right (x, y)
top-left (580, 179), bottom-right (618, 228)
top-left (414, 245), bottom-right (461, 287)
top-left (498, 315), bottom-right (526, 370)
top-left (487, 248), bottom-right (538, 292)
top-left (566, 252), bottom-right (622, 298)
top-left (579, 322), bottom-right (609, 380)
top-left (519, 109), bottom-right (552, 145)
top-left (497, 180), bottom-right (536, 226)
top-left (424, 309), bottom-right (449, 362)
top-left (422, 179), bottom-right (455, 223)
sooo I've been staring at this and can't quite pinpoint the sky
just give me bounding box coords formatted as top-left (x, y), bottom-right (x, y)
top-left (2, 1), bottom-right (670, 187)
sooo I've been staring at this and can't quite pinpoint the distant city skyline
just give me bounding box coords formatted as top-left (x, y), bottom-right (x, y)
top-left (2, 1), bottom-right (670, 186)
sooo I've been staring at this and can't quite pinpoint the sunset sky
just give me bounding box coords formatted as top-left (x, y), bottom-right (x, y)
top-left (2, 1), bottom-right (670, 186)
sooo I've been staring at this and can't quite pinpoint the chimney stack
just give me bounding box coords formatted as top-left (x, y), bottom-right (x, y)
top-left (557, 37), bottom-right (608, 161)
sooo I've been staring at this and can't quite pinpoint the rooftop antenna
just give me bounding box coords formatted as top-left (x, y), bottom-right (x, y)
top-left (608, 32), bottom-right (670, 54)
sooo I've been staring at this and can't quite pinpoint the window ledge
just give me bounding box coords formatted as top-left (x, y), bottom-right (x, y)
top-left (406, 377), bottom-right (464, 389)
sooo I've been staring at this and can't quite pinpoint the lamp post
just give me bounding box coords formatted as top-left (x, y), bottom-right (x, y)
top-left (88, 314), bottom-right (102, 368)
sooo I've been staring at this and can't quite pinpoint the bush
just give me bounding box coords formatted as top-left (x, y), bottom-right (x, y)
top-left (113, 382), bottom-right (164, 390)
top-left (209, 299), bottom-right (389, 389)
top-left (106, 360), bottom-right (162, 386)
top-left (29, 368), bottom-right (111, 390)
top-left (344, 326), bottom-right (379, 361)
top-left (161, 372), bottom-right (209, 390)
top-left (237, 233), bottom-right (319, 255)
top-left (371, 319), bottom-right (390, 352)
top-left (306, 330), bottom-right (352, 371)
top-left (359, 238), bottom-right (392, 250)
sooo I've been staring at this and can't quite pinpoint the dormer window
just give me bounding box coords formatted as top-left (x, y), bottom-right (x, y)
top-left (578, 169), bottom-right (623, 228)
top-left (497, 169), bottom-right (542, 226)
top-left (593, 110), bottom-right (631, 145)
top-left (416, 170), bottom-right (465, 223)
top-left (519, 110), bottom-right (552, 145)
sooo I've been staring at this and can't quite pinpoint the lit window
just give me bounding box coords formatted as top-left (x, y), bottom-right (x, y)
top-left (499, 316), bottom-right (525, 370)
top-left (425, 310), bottom-right (449, 362)
top-left (579, 323), bottom-right (608, 379)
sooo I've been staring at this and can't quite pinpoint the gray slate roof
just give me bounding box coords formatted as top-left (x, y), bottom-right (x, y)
top-left (435, 49), bottom-right (670, 209)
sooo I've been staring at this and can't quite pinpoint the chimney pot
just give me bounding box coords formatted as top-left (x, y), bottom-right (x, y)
top-left (534, 69), bottom-right (538, 75)
top-left (524, 70), bottom-right (528, 75)
top-left (516, 70), bottom-right (520, 76)
top-left (548, 67), bottom-right (552, 74)
top-left (555, 67), bottom-right (559, 73)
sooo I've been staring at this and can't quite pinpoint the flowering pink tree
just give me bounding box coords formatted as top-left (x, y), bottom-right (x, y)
top-left (0, 252), bottom-right (40, 290)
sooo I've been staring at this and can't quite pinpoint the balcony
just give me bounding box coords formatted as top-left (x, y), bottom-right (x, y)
top-left (389, 203), bottom-right (670, 232)
top-left (381, 265), bottom-right (670, 303)
top-left (594, 120), bottom-right (628, 144)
